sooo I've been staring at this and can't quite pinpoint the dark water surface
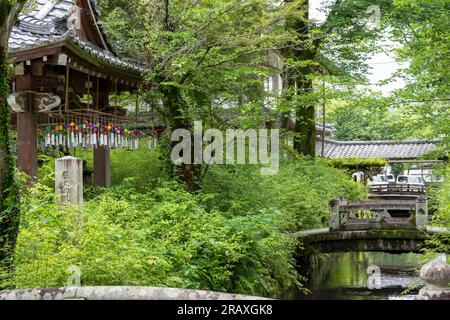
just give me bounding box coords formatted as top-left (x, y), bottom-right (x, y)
top-left (298, 252), bottom-right (437, 300)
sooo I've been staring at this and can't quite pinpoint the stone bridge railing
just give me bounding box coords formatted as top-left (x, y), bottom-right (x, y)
top-left (370, 183), bottom-right (426, 195)
top-left (329, 197), bottom-right (428, 231)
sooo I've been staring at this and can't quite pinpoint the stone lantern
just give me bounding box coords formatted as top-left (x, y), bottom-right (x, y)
top-left (417, 255), bottom-right (450, 300)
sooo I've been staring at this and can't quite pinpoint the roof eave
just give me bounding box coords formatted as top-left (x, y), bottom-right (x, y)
top-left (64, 38), bottom-right (144, 80)
top-left (9, 39), bottom-right (144, 82)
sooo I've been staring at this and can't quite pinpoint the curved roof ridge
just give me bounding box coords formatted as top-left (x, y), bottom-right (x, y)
top-left (17, 14), bottom-right (60, 35)
top-left (68, 35), bottom-right (145, 72)
top-left (324, 139), bottom-right (442, 145)
top-left (318, 138), bottom-right (441, 159)
top-left (34, 0), bottom-right (58, 19)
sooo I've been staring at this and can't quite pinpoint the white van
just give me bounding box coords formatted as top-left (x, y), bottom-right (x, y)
top-left (369, 175), bottom-right (389, 186)
top-left (386, 174), bottom-right (396, 183)
top-left (396, 175), bottom-right (425, 186)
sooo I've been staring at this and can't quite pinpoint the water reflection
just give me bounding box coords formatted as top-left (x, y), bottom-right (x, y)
top-left (300, 252), bottom-right (437, 300)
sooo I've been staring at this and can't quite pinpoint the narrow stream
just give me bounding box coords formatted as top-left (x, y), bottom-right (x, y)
top-left (298, 252), bottom-right (438, 300)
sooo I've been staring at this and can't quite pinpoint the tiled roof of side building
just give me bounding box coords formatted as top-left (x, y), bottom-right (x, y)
top-left (316, 139), bottom-right (441, 159)
top-left (9, 0), bottom-right (145, 74)
top-left (315, 123), bottom-right (334, 134)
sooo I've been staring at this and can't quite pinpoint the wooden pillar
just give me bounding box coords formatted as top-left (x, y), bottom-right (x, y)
top-left (16, 72), bottom-right (38, 180)
top-left (92, 78), bottom-right (111, 187)
top-left (17, 110), bottom-right (38, 179)
top-left (94, 146), bottom-right (111, 187)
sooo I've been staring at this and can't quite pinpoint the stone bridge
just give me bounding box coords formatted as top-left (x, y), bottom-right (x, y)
top-left (296, 227), bottom-right (444, 253)
top-left (296, 196), bottom-right (446, 254)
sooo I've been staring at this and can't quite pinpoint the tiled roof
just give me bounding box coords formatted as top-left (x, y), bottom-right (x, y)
top-left (9, 0), bottom-right (145, 74)
top-left (315, 123), bottom-right (334, 134)
top-left (316, 139), bottom-right (440, 159)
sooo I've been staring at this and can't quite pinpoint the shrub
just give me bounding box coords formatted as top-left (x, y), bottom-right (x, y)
top-left (6, 179), bottom-right (299, 298)
top-left (425, 166), bottom-right (450, 254)
top-left (5, 150), bottom-right (365, 298)
top-left (201, 156), bottom-right (366, 230)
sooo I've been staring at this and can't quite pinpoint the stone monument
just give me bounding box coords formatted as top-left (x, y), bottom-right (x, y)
top-left (55, 156), bottom-right (83, 208)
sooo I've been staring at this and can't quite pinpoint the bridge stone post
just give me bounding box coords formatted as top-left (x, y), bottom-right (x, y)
top-left (338, 197), bottom-right (348, 229)
top-left (329, 198), bottom-right (347, 231)
top-left (415, 195), bottom-right (428, 229)
top-left (329, 199), bottom-right (340, 231)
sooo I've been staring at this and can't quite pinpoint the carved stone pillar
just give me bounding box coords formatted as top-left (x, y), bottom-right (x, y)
top-left (55, 156), bottom-right (83, 208)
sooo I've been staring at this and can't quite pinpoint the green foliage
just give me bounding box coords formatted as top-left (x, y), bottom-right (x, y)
top-left (36, 153), bottom-right (63, 189)
top-left (330, 92), bottom-right (427, 141)
top-left (109, 145), bottom-right (163, 189)
top-left (69, 143), bottom-right (163, 191)
top-left (386, 0), bottom-right (449, 150)
top-left (96, 0), bottom-right (299, 125)
top-left (5, 178), bottom-right (299, 298)
top-left (425, 166), bottom-right (450, 254)
top-left (6, 0), bottom-right (449, 299)
top-left (201, 156), bottom-right (366, 230)
top-left (321, 0), bottom-right (449, 147)
top-left (0, 1), bottom-right (13, 26)
top-left (94, 0), bottom-right (393, 176)
top-left (3, 152), bottom-right (365, 297)
top-left (328, 158), bottom-right (388, 169)
top-left (0, 45), bottom-right (20, 275)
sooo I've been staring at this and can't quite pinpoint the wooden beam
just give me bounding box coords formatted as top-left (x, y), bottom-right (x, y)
top-left (9, 43), bottom-right (64, 63)
top-left (11, 41), bottom-right (142, 86)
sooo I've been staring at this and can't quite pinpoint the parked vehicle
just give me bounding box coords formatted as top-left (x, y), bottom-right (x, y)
top-left (386, 174), bottom-right (396, 183)
top-left (368, 175), bottom-right (389, 186)
top-left (396, 175), bottom-right (425, 186)
top-left (414, 176), bottom-right (426, 185)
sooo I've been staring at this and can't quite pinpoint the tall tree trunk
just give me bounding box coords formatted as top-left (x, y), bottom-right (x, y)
top-left (158, 0), bottom-right (202, 192)
top-left (292, 50), bottom-right (316, 156)
top-left (0, 0), bottom-right (25, 281)
top-left (160, 84), bottom-right (201, 192)
top-left (285, 0), bottom-right (316, 157)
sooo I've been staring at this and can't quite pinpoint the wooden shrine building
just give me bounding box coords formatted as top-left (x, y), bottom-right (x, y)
top-left (8, 0), bottom-right (145, 187)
